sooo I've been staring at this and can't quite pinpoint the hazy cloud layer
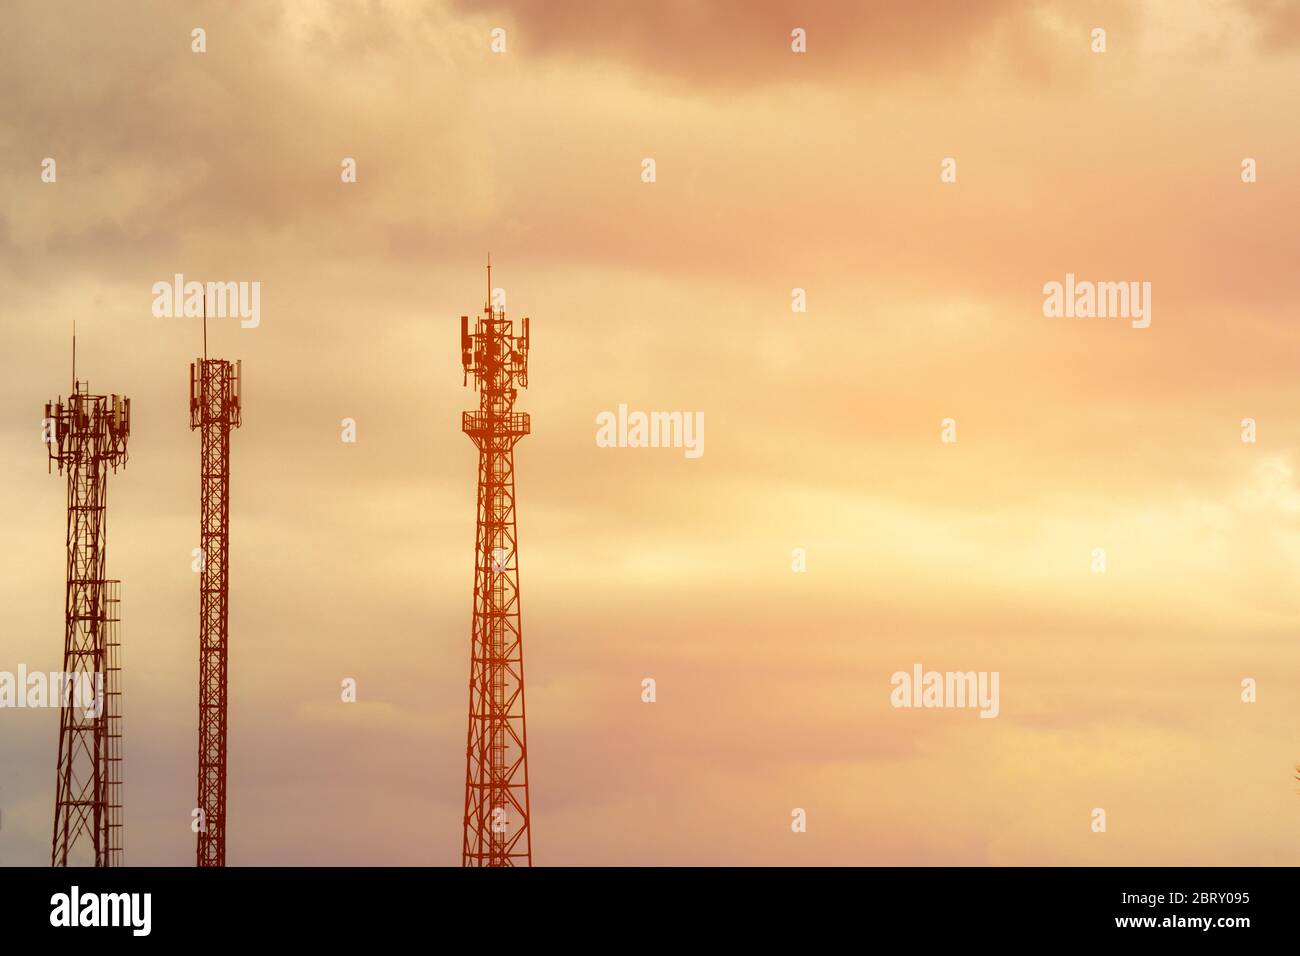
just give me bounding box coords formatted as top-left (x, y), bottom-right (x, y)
top-left (1, 1), bottom-right (1298, 865)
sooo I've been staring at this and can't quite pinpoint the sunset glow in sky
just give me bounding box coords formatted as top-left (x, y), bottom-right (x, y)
top-left (2, 0), bottom-right (1300, 865)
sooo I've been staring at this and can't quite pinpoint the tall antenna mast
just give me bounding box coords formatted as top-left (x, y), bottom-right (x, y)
top-left (203, 290), bottom-right (208, 361)
top-left (71, 321), bottom-right (76, 391)
top-left (189, 329), bottom-right (242, 867)
top-left (458, 259), bottom-right (535, 866)
top-left (44, 347), bottom-right (132, 866)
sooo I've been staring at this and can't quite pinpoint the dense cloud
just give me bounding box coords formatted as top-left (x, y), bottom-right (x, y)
top-left (0, 1), bottom-right (1298, 865)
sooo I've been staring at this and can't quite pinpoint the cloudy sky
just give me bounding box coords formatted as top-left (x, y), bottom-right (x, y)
top-left (2, 0), bottom-right (1299, 865)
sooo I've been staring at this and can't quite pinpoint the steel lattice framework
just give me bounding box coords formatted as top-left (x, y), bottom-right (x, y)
top-left (190, 357), bottom-right (241, 867)
top-left (44, 380), bottom-right (130, 867)
top-left (460, 262), bottom-right (533, 866)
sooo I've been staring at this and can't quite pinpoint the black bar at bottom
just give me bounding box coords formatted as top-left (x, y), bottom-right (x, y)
top-left (0, 866), bottom-right (1279, 942)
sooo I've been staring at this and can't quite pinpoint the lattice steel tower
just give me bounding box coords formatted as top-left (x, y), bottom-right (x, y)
top-left (460, 259), bottom-right (533, 866)
top-left (190, 346), bottom-right (241, 867)
top-left (44, 344), bottom-right (130, 867)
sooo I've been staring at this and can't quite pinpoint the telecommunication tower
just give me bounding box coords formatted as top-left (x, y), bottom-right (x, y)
top-left (44, 338), bottom-right (130, 866)
top-left (189, 312), bottom-right (241, 867)
top-left (460, 258), bottom-right (533, 866)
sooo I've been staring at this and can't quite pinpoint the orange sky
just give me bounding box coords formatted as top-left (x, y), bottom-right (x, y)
top-left (2, 0), bottom-right (1300, 865)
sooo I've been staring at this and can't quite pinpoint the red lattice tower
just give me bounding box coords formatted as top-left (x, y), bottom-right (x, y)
top-left (44, 353), bottom-right (130, 867)
top-left (189, 353), bottom-right (241, 867)
top-left (459, 259), bottom-right (533, 866)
